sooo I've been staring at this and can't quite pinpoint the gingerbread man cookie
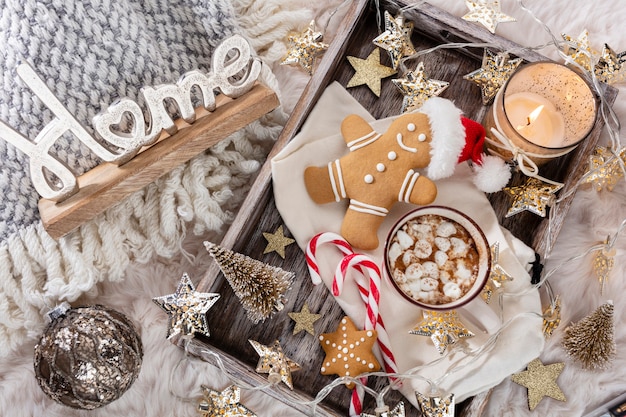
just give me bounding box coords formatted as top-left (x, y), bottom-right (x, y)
top-left (304, 97), bottom-right (511, 250)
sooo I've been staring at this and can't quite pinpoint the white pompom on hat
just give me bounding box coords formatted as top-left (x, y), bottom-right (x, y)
top-left (420, 97), bottom-right (511, 193)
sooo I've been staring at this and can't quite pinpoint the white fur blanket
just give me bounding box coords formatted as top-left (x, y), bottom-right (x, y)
top-left (1, 1), bottom-right (625, 416)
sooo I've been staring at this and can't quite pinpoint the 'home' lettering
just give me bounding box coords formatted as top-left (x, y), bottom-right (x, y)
top-left (0, 35), bottom-right (260, 202)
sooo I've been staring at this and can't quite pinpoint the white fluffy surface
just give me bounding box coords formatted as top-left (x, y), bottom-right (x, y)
top-left (2, 1), bottom-right (626, 416)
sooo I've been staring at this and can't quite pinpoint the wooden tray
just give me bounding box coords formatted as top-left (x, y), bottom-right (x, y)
top-left (189, 1), bottom-right (617, 415)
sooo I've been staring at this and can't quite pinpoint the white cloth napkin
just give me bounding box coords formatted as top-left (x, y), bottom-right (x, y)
top-left (271, 82), bottom-right (544, 407)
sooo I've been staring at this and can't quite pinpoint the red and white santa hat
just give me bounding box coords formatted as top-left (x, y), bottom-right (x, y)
top-left (419, 97), bottom-right (511, 193)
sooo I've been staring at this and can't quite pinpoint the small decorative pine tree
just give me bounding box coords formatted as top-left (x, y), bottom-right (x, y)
top-left (562, 301), bottom-right (616, 370)
top-left (204, 242), bottom-right (294, 324)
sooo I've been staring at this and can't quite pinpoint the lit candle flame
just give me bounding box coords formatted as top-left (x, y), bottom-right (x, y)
top-left (517, 105), bottom-right (544, 130)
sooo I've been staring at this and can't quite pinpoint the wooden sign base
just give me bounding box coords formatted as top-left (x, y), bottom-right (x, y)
top-left (39, 83), bottom-right (280, 240)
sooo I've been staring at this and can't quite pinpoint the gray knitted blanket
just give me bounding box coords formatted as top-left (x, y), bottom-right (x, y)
top-left (0, 0), bottom-right (290, 353)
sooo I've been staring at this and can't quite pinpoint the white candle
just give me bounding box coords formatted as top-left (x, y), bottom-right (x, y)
top-left (504, 92), bottom-right (566, 148)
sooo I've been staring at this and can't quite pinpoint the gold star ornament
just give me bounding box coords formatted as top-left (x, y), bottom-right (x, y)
top-left (582, 146), bottom-right (626, 192)
top-left (361, 401), bottom-right (406, 417)
top-left (392, 62), bottom-right (449, 113)
top-left (462, 0), bottom-right (516, 34)
top-left (249, 339), bottom-right (301, 389)
top-left (464, 50), bottom-right (523, 104)
top-left (562, 30), bottom-right (596, 72)
top-left (409, 310), bottom-right (474, 355)
top-left (595, 44), bottom-right (626, 84)
top-left (416, 392), bottom-right (455, 417)
top-left (481, 242), bottom-right (514, 304)
top-left (152, 273), bottom-right (220, 339)
top-left (262, 225), bottom-right (295, 258)
top-left (281, 20), bottom-right (329, 74)
top-left (503, 178), bottom-right (563, 218)
top-left (288, 302), bottom-right (321, 336)
top-left (372, 11), bottom-right (416, 69)
top-left (346, 49), bottom-right (397, 97)
top-left (198, 385), bottom-right (257, 417)
top-left (511, 358), bottom-right (566, 411)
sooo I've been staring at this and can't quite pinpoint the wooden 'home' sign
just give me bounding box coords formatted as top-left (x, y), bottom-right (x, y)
top-left (0, 34), bottom-right (279, 239)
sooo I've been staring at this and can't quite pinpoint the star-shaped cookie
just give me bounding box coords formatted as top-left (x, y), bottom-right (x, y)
top-left (152, 273), bottom-right (220, 339)
top-left (249, 339), bottom-right (301, 389)
top-left (319, 316), bottom-right (381, 388)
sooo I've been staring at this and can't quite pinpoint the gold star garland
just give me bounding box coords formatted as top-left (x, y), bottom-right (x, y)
top-left (503, 178), bottom-right (563, 218)
top-left (542, 295), bottom-right (562, 339)
top-left (582, 146), bottom-right (626, 192)
top-left (262, 225), bottom-right (295, 259)
top-left (346, 49), bottom-right (397, 97)
top-left (249, 339), bottom-right (301, 390)
top-left (288, 302), bottom-right (321, 336)
top-left (198, 385), bottom-right (257, 417)
top-left (462, 0), bottom-right (516, 34)
top-left (481, 242), bottom-right (514, 304)
top-left (281, 20), bottom-right (329, 74)
top-left (361, 401), bottom-right (406, 417)
top-left (372, 11), bottom-right (416, 69)
top-left (152, 273), bottom-right (220, 339)
top-left (593, 237), bottom-right (616, 295)
top-left (392, 62), bottom-right (449, 113)
top-left (511, 358), bottom-right (566, 411)
top-left (409, 310), bottom-right (474, 355)
top-left (416, 392), bottom-right (455, 417)
top-left (561, 30), bottom-right (596, 72)
top-left (464, 50), bottom-right (523, 104)
top-left (595, 44), bottom-right (626, 84)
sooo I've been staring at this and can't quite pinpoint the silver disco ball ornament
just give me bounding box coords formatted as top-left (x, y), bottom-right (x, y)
top-left (33, 303), bottom-right (143, 409)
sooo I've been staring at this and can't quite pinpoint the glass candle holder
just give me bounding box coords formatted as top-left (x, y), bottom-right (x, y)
top-left (483, 61), bottom-right (597, 165)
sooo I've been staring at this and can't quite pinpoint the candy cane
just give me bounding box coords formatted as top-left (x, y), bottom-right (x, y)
top-left (306, 232), bottom-right (399, 417)
top-left (334, 253), bottom-right (399, 377)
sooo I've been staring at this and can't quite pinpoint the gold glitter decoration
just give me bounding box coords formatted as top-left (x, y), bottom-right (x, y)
top-left (392, 62), bottom-right (449, 113)
top-left (346, 49), bottom-right (397, 97)
top-left (281, 20), bottom-right (328, 74)
top-left (562, 301), bottom-right (616, 370)
top-left (33, 304), bottom-right (143, 409)
top-left (262, 225), bottom-right (295, 259)
top-left (249, 339), bottom-right (301, 389)
top-left (562, 30), bottom-right (596, 72)
top-left (511, 358), bottom-right (566, 411)
top-left (582, 146), bottom-right (626, 192)
top-left (503, 178), bottom-right (563, 218)
top-left (152, 273), bottom-right (220, 339)
top-left (595, 44), bottom-right (626, 84)
top-left (409, 310), bottom-right (474, 355)
top-left (481, 242), bottom-right (514, 304)
top-left (463, 50), bottom-right (523, 104)
top-left (542, 295), bottom-right (562, 339)
top-left (205, 242), bottom-right (294, 324)
top-left (319, 316), bottom-right (381, 388)
top-left (361, 401), bottom-right (406, 417)
top-left (416, 392), bottom-right (455, 417)
top-left (372, 11), bottom-right (417, 69)
top-left (197, 385), bottom-right (257, 417)
top-left (288, 302), bottom-right (321, 336)
top-left (593, 238), bottom-right (616, 295)
top-left (462, 0), bottom-right (516, 34)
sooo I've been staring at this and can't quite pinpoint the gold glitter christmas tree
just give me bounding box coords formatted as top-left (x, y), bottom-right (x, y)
top-left (562, 301), bottom-right (616, 370)
top-left (204, 242), bottom-right (294, 324)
